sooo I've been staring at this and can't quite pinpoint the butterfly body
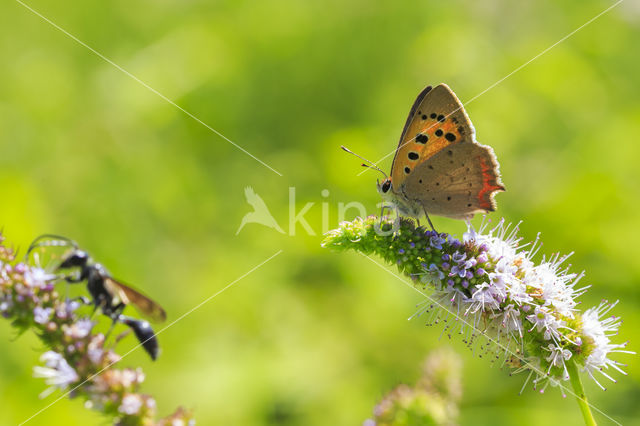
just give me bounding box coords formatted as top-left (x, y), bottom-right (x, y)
top-left (379, 84), bottom-right (505, 221)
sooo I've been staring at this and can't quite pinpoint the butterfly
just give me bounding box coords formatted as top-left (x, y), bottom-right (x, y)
top-left (347, 84), bottom-right (505, 229)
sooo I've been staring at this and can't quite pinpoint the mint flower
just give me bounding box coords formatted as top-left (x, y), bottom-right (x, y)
top-left (0, 233), bottom-right (194, 425)
top-left (323, 216), bottom-right (633, 425)
top-left (365, 349), bottom-right (462, 426)
top-left (33, 351), bottom-right (80, 398)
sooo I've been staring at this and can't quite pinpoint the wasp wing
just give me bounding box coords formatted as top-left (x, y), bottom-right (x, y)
top-left (103, 277), bottom-right (167, 323)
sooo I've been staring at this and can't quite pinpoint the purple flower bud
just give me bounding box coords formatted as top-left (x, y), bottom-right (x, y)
top-left (441, 262), bottom-right (450, 270)
top-left (447, 279), bottom-right (454, 286)
top-left (442, 254), bottom-right (450, 261)
top-left (466, 270), bottom-right (474, 279)
top-left (15, 263), bottom-right (27, 273)
top-left (430, 235), bottom-right (445, 250)
top-left (461, 280), bottom-right (469, 288)
top-left (476, 268), bottom-right (486, 276)
top-left (409, 242), bottom-right (415, 248)
top-left (476, 253), bottom-right (488, 264)
top-left (398, 248), bottom-right (405, 254)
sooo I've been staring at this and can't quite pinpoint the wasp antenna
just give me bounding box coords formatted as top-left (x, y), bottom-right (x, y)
top-left (26, 234), bottom-right (78, 258)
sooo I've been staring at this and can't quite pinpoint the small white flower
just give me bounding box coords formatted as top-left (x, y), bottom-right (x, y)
top-left (545, 343), bottom-right (572, 367)
top-left (496, 304), bottom-right (524, 338)
top-left (543, 343), bottom-right (572, 381)
top-left (526, 306), bottom-right (566, 342)
top-left (33, 351), bottom-right (79, 398)
top-left (505, 277), bottom-right (533, 306)
top-left (580, 301), bottom-right (634, 389)
top-left (64, 319), bottom-right (94, 339)
top-left (523, 258), bottom-right (582, 318)
top-left (119, 393), bottom-right (143, 415)
top-left (427, 263), bottom-right (444, 281)
top-left (466, 284), bottom-right (500, 314)
top-left (0, 298), bottom-right (13, 313)
top-left (33, 307), bottom-right (52, 324)
top-left (23, 267), bottom-right (54, 289)
top-left (121, 369), bottom-right (140, 388)
top-left (465, 218), bottom-right (521, 261)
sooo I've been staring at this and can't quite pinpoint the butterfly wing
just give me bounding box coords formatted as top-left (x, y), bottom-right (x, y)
top-left (390, 84), bottom-right (475, 190)
top-left (104, 277), bottom-right (167, 323)
top-left (403, 142), bottom-right (505, 220)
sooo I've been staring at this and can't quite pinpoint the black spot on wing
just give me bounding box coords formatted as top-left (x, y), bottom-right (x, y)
top-left (416, 133), bottom-right (429, 144)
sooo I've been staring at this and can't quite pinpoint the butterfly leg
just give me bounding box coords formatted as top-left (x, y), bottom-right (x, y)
top-left (378, 205), bottom-right (387, 229)
top-left (423, 208), bottom-right (437, 233)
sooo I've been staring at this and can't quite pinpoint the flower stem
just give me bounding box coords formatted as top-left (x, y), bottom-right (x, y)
top-left (567, 360), bottom-right (597, 426)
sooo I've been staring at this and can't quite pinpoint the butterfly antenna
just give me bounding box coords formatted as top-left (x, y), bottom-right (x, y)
top-left (341, 146), bottom-right (388, 178)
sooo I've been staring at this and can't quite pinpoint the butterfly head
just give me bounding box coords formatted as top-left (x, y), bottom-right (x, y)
top-left (377, 177), bottom-right (398, 206)
top-left (377, 178), bottom-right (392, 195)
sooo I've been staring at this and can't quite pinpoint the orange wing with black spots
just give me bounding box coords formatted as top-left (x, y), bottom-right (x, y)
top-left (390, 84), bottom-right (475, 189)
top-left (404, 142), bottom-right (505, 220)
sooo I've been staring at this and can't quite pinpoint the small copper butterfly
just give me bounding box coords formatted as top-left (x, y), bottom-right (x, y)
top-left (345, 84), bottom-right (505, 229)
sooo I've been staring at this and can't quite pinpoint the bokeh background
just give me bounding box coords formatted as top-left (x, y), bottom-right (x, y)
top-left (0, 0), bottom-right (639, 424)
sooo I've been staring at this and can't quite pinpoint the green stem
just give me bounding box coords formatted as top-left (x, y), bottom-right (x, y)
top-left (567, 360), bottom-right (597, 426)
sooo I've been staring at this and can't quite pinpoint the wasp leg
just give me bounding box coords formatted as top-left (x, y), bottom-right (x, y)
top-left (104, 303), bottom-right (126, 340)
top-left (64, 274), bottom-right (83, 284)
top-left (67, 296), bottom-right (91, 305)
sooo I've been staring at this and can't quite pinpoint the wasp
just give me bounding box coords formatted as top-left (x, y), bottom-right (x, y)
top-left (27, 235), bottom-right (167, 360)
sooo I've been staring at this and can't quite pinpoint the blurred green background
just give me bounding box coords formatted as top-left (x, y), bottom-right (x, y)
top-left (0, 0), bottom-right (639, 424)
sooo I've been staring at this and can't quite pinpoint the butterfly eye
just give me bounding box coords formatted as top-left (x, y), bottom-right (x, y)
top-left (382, 180), bottom-right (391, 193)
